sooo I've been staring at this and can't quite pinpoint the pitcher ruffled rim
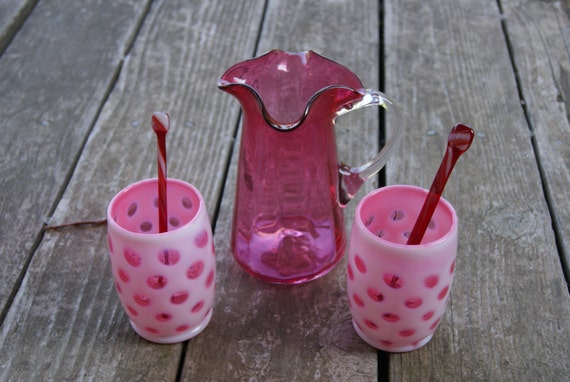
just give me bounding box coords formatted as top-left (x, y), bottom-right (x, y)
top-left (218, 50), bottom-right (365, 131)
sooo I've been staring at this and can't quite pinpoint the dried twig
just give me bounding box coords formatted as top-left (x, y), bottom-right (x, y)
top-left (45, 219), bottom-right (107, 231)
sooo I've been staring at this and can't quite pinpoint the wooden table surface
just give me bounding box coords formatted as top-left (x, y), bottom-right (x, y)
top-left (1, 0), bottom-right (569, 380)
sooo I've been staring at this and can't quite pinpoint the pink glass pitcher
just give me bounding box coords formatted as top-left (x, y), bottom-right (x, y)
top-left (218, 50), bottom-right (401, 284)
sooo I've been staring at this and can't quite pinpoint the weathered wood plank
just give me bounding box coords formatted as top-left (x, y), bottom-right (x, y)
top-left (0, 228), bottom-right (180, 381)
top-left (0, 0), bottom-right (149, 319)
top-left (46, 0), bottom-right (264, 223)
top-left (384, 0), bottom-right (570, 380)
top-left (503, 0), bottom-right (570, 279)
top-left (0, 0), bottom-right (37, 55)
top-left (0, 0), bottom-right (266, 380)
top-left (181, 0), bottom-right (383, 380)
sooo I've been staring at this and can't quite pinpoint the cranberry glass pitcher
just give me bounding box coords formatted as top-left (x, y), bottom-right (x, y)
top-left (218, 50), bottom-right (401, 284)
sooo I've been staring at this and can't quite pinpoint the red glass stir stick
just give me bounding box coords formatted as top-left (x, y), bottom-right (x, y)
top-left (151, 112), bottom-right (170, 233)
top-left (406, 123), bottom-right (474, 245)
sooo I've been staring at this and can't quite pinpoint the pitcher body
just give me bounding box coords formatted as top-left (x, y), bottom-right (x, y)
top-left (233, 100), bottom-right (347, 283)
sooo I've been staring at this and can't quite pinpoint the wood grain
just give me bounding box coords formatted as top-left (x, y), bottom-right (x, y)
top-left (0, 0), bottom-right (149, 319)
top-left (503, 0), bottom-right (570, 278)
top-left (1, 0), bottom-right (568, 380)
top-left (0, 0), bottom-right (38, 54)
top-left (0, 228), bottom-right (181, 380)
top-left (384, 0), bottom-right (570, 380)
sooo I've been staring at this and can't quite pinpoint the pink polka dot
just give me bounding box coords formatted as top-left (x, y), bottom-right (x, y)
top-left (124, 248), bottom-right (141, 267)
top-left (134, 294), bottom-right (150, 306)
top-left (176, 324), bottom-right (190, 332)
top-left (384, 274), bottom-right (403, 289)
top-left (127, 306), bottom-right (138, 316)
top-left (118, 269), bottom-right (130, 283)
top-left (156, 313), bottom-right (172, 322)
top-left (424, 275), bottom-right (439, 288)
top-left (205, 270), bottom-right (215, 288)
top-left (187, 261), bottom-right (204, 279)
top-left (115, 282), bottom-right (122, 294)
top-left (404, 297), bottom-right (422, 309)
top-left (399, 329), bottom-right (416, 337)
top-left (353, 293), bottom-right (364, 307)
top-left (422, 311), bottom-right (435, 321)
top-left (145, 327), bottom-right (159, 334)
top-left (382, 313), bottom-right (400, 322)
top-left (354, 255), bottom-right (367, 273)
top-left (390, 210), bottom-right (405, 221)
top-left (169, 216), bottom-right (180, 227)
top-left (191, 301), bottom-right (205, 313)
top-left (438, 286), bottom-right (449, 300)
top-left (367, 288), bottom-right (384, 302)
top-left (347, 263), bottom-right (354, 281)
top-left (170, 291), bottom-right (189, 304)
top-left (158, 249), bottom-right (180, 265)
top-left (108, 237), bottom-right (113, 253)
top-left (194, 230), bottom-right (209, 248)
top-left (127, 202), bottom-right (137, 217)
top-left (379, 340), bottom-right (393, 347)
top-left (182, 196), bottom-right (193, 209)
top-left (364, 319), bottom-right (378, 330)
top-left (147, 275), bottom-right (167, 289)
top-left (450, 260), bottom-right (456, 274)
top-left (140, 221), bottom-right (152, 232)
top-left (430, 318), bottom-right (442, 330)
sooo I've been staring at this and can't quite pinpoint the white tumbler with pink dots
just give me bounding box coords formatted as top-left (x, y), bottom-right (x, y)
top-left (347, 185), bottom-right (458, 352)
top-left (107, 178), bottom-right (215, 344)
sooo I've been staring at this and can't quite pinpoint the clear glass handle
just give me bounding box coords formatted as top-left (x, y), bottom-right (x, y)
top-left (336, 89), bottom-right (402, 206)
